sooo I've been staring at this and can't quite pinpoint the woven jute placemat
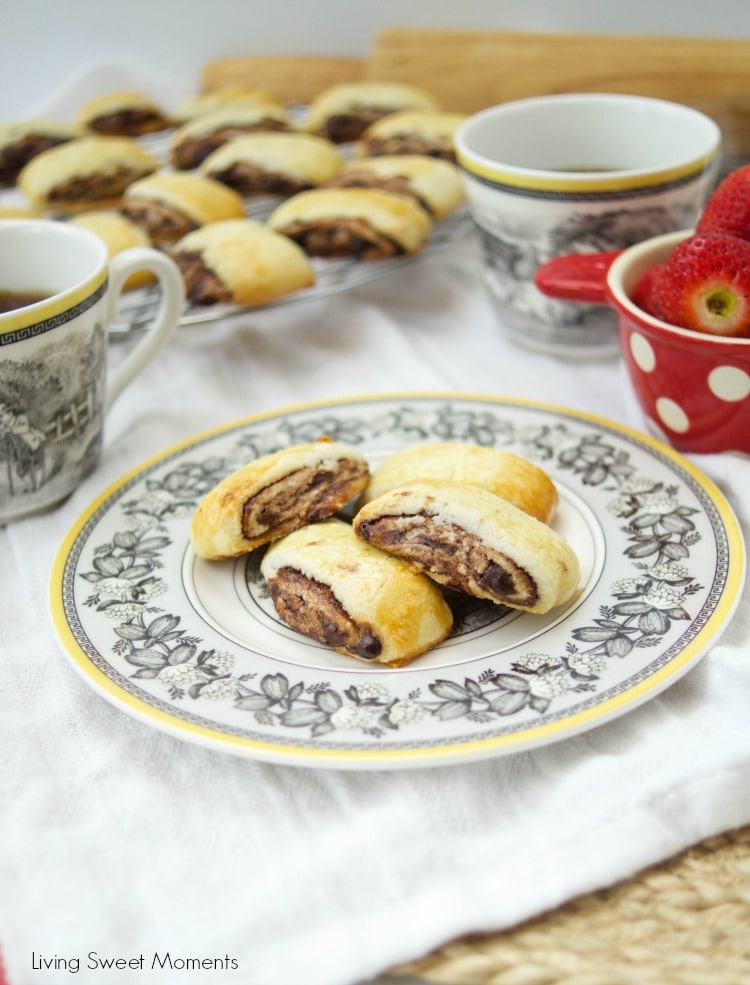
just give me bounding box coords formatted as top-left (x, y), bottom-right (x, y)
top-left (390, 824), bottom-right (750, 985)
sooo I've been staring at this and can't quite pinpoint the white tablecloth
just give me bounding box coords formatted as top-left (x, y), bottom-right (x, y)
top-left (2, 67), bottom-right (750, 985)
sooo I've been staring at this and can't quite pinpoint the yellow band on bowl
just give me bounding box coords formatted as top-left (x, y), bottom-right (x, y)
top-left (456, 151), bottom-right (718, 194)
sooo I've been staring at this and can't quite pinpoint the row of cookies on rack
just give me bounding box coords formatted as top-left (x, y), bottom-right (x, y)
top-left (190, 438), bottom-right (581, 667)
top-left (0, 79), bottom-right (465, 183)
top-left (1, 83), bottom-right (468, 310)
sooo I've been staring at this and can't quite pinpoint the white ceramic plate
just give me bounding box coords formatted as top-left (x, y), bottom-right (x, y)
top-left (50, 393), bottom-right (745, 770)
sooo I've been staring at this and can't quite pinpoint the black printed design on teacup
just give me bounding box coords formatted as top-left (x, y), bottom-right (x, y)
top-left (0, 323), bottom-right (106, 502)
top-left (0, 282), bottom-right (107, 347)
top-left (474, 204), bottom-right (687, 345)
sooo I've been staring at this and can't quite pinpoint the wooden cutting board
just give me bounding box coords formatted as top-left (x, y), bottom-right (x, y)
top-left (369, 28), bottom-right (750, 156)
top-left (201, 55), bottom-right (365, 104)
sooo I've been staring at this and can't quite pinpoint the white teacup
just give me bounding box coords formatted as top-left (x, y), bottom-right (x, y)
top-left (0, 219), bottom-right (185, 523)
top-left (455, 93), bottom-right (721, 358)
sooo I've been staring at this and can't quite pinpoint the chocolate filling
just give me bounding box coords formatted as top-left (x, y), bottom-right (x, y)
top-left (172, 121), bottom-right (290, 170)
top-left (242, 461), bottom-right (369, 539)
top-left (170, 249), bottom-right (233, 305)
top-left (122, 198), bottom-right (197, 245)
top-left (321, 107), bottom-right (394, 144)
top-left (361, 136), bottom-right (456, 163)
top-left (277, 217), bottom-right (403, 259)
top-left (0, 133), bottom-right (72, 186)
top-left (325, 171), bottom-right (432, 215)
top-left (207, 161), bottom-right (310, 197)
top-left (48, 164), bottom-right (155, 205)
top-left (89, 109), bottom-right (170, 136)
top-left (267, 567), bottom-right (382, 659)
top-left (356, 513), bottom-right (538, 607)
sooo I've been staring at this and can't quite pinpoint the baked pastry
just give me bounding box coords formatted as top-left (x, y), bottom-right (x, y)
top-left (169, 104), bottom-right (293, 170)
top-left (0, 119), bottom-right (80, 186)
top-left (171, 85), bottom-right (283, 124)
top-left (305, 81), bottom-right (440, 143)
top-left (357, 111), bottom-right (467, 162)
top-left (169, 218), bottom-right (315, 306)
top-left (17, 136), bottom-right (159, 213)
top-left (121, 171), bottom-right (245, 245)
top-left (261, 518), bottom-right (453, 666)
top-left (326, 155), bottom-right (464, 220)
top-left (76, 90), bottom-right (171, 135)
top-left (360, 443), bottom-right (559, 523)
top-left (267, 187), bottom-right (432, 259)
top-left (0, 205), bottom-right (42, 218)
top-left (200, 132), bottom-right (344, 197)
top-left (190, 439), bottom-right (370, 559)
top-left (353, 479), bottom-right (580, 615)
top-left (67, 210), bottom-right (155, 290)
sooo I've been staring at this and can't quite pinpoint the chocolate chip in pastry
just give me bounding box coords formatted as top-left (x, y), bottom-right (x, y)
top-left (170, 218), bottom-right (315, 306)
top-left (305, 81), bottom-right (440, 143)
top-left (76, 90), bottom-right (172, 136)
top-left (200, 132), bottom-right (344, 198)
top-left (17, 136), bottom-right (159, 214)
top-left (169, 104), bottom-right (293, 170)
top-left (267, 187), bottom-right (432, 260)
top-left (260, 518), bottom-right (453, 666)
top-left (121, 171), bottom-right (245, 246)
top-left (190, 439), bottom-right (370, 560)
top-left (171, 86), bottom-right (283, 124)
top-left (360, 442), bottom-right (559, 524)
top-left (353, 479), bottom-right (580, 615)
top-left (326, 155), bottom-right (465, 220)
top-left (358, 111), bottom-right (467, 163)
top-left (0, 119), bottom-right (80, 187)
top-left (67, 210), bottom-right (156, 290)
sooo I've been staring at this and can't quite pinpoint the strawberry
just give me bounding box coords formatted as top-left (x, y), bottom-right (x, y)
top-left (696, 164), bottom-right (750, 242)
top-left (631, 262), bottom-right (665, 320)
top-left (650, 232), bottom-right (750, 337)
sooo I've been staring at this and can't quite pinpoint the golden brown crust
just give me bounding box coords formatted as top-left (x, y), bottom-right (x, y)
top-left (121, 171), bottom-right (246, 244)
top-left (0, 119), bottom-right (81, 186)
top-left (360, 443), bottom-right (559, 523)
top-left (267, 186), bottom-right (432, 258)
top-left (260, 518), bottom-right (453, 666)
top-left (170, 218), bottom-right (315, 307)
top-left (67, 210), bottom-right (155, 290)
top-left (0, 204), bottom-right (43, 218)
top-left (76, 90), bottom-right (171, 135)
top-left (306, 81), bottom-right (440, 142)
top-left (17, 136), bottom-right (159, 213)
top-left (171, 86), bottom-right (283, 123)
top-left (353, 479), bottom-right (580, 615)
top-left (169, 104), bottom-right (293, 169)
top-left (190, 440), bottom-right (369, 559)
top-left (327, 155), bottom-right (465, 220)
top-left (200, 132), bottom-right (345, 196)
top-left (357, 111), bottom-right (466, 161)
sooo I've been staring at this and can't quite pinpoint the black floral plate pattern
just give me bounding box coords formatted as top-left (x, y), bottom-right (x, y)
top-left (50, 394), bottom-right (745, 769)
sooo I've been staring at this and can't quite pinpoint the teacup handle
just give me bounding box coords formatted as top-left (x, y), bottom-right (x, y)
top-left (534, 250), bottom-right (622, 305)
top-left (105, 247), bottom-right (185, 411)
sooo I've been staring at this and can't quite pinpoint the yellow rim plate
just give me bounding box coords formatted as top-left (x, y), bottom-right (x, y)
top-left (49, 393), bottom-right (745, 770)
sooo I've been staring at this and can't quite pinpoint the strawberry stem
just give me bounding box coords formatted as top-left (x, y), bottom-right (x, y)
top-left (706, 290), bottom-right (735, 317)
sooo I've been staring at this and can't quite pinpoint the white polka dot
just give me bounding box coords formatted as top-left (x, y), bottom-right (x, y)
top-left (629, 332), bottom-right (655, 372)
top-left (707, 365), bottom-right (750, 402)
top-left (655, 397), bottom-right (690, 433)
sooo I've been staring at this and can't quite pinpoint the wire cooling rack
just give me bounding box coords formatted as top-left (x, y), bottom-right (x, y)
top-left (110, 205), bottom-right (472, 336)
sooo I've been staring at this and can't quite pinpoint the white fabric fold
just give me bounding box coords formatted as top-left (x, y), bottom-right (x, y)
top-left (1, 65), bottom-right (749, 985)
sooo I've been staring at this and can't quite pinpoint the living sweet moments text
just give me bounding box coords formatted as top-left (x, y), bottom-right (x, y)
top-left (31, 951), bottom-right (240, 974)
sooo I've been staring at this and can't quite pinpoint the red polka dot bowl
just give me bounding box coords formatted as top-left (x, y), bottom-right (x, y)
top-left (535, 230), bottom-right (750, 455)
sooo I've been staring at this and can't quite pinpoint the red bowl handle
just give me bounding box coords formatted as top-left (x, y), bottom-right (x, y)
top-left (534, 250), bottom-right (622, 306)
